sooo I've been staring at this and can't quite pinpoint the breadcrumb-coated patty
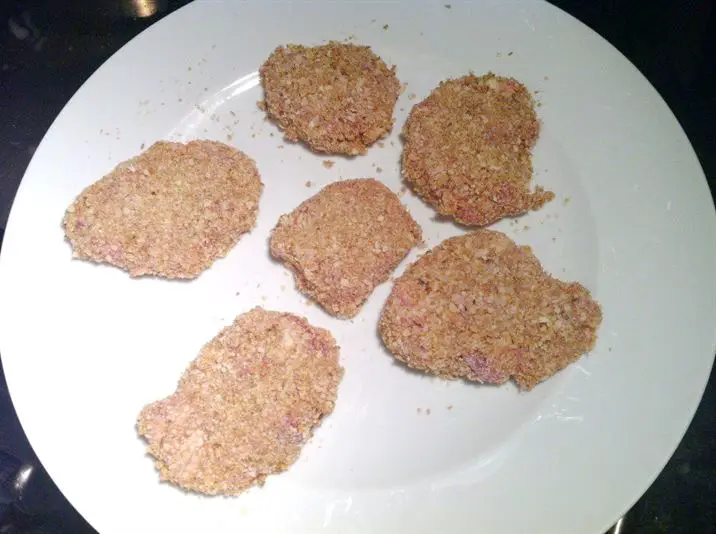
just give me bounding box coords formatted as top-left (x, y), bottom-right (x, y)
top-left (270, 178), bottom-right (422, 318)
top-left (63, 140), bottom-right (262, 279)
top-left (136, 308), bottom-right (343, 496)
top-left (379, 230), bottom-right (602, 390)
top-left (259, 42), bottom-right (401, 155)
top-left (401, 73), bottom-right (553, 226)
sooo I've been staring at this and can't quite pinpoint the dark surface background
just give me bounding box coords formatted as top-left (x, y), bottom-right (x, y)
top-left (0, 1), bottom-right (714, 532)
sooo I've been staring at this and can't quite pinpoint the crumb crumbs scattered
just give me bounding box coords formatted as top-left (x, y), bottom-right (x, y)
top-left (257, 100), bottom-right (267, 111)
top-left (563, 196), bottom-right (571, 205)
top-left (230, 111), bottom-right (236, 116)
top-left (508, 51), bottom-right (514, 56)
top-left (269, 132), bottom-right (274, 137)
top-left (416, 407), bottom-right (422, 414)
top-left (390, 141), bottom-right (395, 147)
top-left (552, 237), bottom-right (557, 243)
top-left (447, 405), bottom-right (453, 410)
top-left (140, 142), bottom-right (145, 150)
top-left (383, 24), bottom-right (389, 30)
top-left (445, 4), bottom-right (452, 8)
top-left (408, 93), bottom-right (417, 100)
top-left (235, 291), bottom-right (240, 296)
top-left (426, 408), bottom-right (431, 415)
top-left (544, 76), bottom-right (549, 81)
top-left (376, 166), bottom-right (383, 173)
top-left (322, 160), bottom-right (335, 169)
top-left (277, 144), bottom-right (284, 149)
top-left (305, 180), bottom-right (312, 188)
top-left (378, 141), bottom-right (385, 148)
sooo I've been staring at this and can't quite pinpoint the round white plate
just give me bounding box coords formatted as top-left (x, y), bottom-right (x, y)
top-left (1, 1), bottom-right (715, 533)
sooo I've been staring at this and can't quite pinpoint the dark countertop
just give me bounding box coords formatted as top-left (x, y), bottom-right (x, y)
top-left (1, 1), bottom-right (714, 532)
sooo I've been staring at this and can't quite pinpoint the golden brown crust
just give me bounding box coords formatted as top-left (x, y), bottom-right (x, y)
top-left (259, 42), bottom-right (400, 155)
top-left (136, 308), bottom-right (343, 495)
top-left (270, 178), bottom-right (422, 318)
top-left (62, 140), bottom-right (262, 279)
top-left (379, 230), bottom-right (602, 390)
top-left (402, 73), bottom-right (553, 226)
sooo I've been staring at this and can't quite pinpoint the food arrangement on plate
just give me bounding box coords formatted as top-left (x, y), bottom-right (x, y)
top-left (61, 41), bottom-right (602, 496)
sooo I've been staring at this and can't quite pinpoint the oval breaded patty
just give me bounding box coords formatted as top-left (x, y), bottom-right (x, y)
top-left (402, 73), bottom-right (553, 226)
top-left (136, 308), bottom-right (343, 495)
top-left (63, 140), bottom-right (262, 279)
top-left (270, 178), bottom-right (422, 318)
top-left (259, 42), bottom-right (400, 155)
top-left (379, 230), bottom-right (602, 390)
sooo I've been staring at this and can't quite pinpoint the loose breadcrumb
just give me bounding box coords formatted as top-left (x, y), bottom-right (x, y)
top-left (136, 308), bottom-right (343, 495)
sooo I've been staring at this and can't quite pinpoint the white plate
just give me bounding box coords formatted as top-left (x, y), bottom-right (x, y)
top-left (1, 1), bottom-right (715, 533)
